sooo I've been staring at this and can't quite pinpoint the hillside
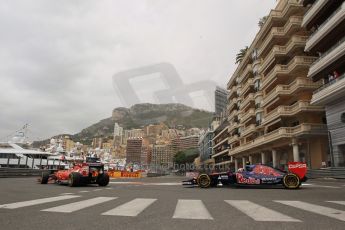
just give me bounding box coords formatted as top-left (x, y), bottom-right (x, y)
top-left (34, 103), bottom-right (214, 146)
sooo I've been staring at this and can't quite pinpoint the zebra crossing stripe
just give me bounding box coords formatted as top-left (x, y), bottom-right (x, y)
top-left (0, 195), bottom-right (80, 209)
top-left (225, 200), bottom-right (301, 222)
top-left (327, 201), bottom-right (345, 206)
top-left (275, 201), bottom-right (345, 222)
top-left (173, 200), bottom-right (213, 220)
top-left (102, 198), bottom-right (157, 217)
top-left (42, 197), bottom-right (117, 213)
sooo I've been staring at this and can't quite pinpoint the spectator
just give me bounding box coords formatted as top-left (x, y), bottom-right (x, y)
top-left (328, 73), bottom-right (334, 82)
top-left (333, 70), bottom-right (340, 79)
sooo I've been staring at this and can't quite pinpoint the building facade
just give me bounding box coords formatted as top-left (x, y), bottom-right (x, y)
top-left (173, 135), bottom-right (199, 152)
top-left (211, 115), bottom-right (230, 170)
top-left (152, 144), bottom-right (175, 167)
top-left (126, 138), bottom-right (143, 164)
top-left (227, 0), bottom-right (329, 170)
top-left (215, 86), bottom-right (229, 115)
top-left (198, 129), bottom-right (214, 165)
top-left (302, 0), bottom-right (345, 167)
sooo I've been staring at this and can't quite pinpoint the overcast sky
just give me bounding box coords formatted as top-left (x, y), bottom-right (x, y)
top-left (0, 0), bottom-right (276, 140)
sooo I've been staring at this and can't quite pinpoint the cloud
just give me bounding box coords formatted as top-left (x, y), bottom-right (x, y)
top-left (0, 0), bottom-right (276, 140)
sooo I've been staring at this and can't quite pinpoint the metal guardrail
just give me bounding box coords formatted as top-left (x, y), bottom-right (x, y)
top-left (0, 168), bottom-right (50, 178)
top-left (307, 167), bottom-right (345, 179)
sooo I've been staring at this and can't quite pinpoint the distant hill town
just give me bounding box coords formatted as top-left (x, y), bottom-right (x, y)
top-left (33, 103), bottom-right (213, 147)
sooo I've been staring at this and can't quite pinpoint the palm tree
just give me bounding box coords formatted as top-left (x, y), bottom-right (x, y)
top-left (258, 16), bottom-right (268, 28)
top-left (235, 46), bottom-right (249, 64)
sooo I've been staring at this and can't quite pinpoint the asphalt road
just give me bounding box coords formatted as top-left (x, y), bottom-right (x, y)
top-left (0, 177), bottom-right (345, 230)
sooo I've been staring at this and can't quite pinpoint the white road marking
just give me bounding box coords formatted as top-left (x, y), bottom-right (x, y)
top-left (301, 184), bottom-right (340, 189)
top-left (109, 182), bottom-right (181, 186)
top-left (93, 189), bottom-right (103, 192)
top-left (225, 200), bottom-right (300, 222)
top-left (275, 201), bottom-right (345, 222)
top-left (60, 193), bottom-right (74, 195)
top-left (42, 197), bottom-right (117, 213)
top-left (0, 195), bottom-right (80, 209)
top-left (102, 198), bottom-right (157, 217)
top-left (327, 201), bottom-right (345, 206)
top-left (173, 200), bottom-right (213, 220)
top-left (79, 191), bottom-right (90, 193)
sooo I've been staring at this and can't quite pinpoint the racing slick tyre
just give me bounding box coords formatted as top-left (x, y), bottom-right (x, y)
top-left (283, 173), bottom-right (300, 189)
top-left (197, 174), bottom-right (211, 188)
top-left (40, 172), bottom-right (49, 184)
top-left (68, 172), bottom-right (81, 187)
top-left (97, 173), bottom-right (110, 187)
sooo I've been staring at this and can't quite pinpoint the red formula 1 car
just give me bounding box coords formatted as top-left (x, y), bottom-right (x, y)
top-left (40, 157), bottom-right (109, 187)
top-left (183, 162), bottom-right (307, 189)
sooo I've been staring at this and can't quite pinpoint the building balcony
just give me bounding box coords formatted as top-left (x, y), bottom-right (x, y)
top-left (308, 37), bottom-right (345, 79)
top-left (302, 0), bottom-right (329, 28)
top-left (238, 64), bottom-right (253, 84)
top-left (212, 148), bottom-right (229, 158)
top-left (241, 108), bottom-right (255, 123)
top-left (212, 126), bottom-right (229, 142)
top-left (257, 0), bottom-right (303, 50)
top-left (228, 135), bottom-right (239, 145)
top-left (259, 35), bottom-right (308, 74)
top-left (258, 16), bottom-right (304, 59)
top-left (311, 73), bottom-right (345, 105)
top-left (213, 137), bottom-right (228, 149)
top-left (261, 56), bottom-right (317, 90)
top-left (240, 93), bottom-right (255, 111)
top-left (228, 109), bottom-right (238, 122)
top-left (228, 122), bottom-right (239, 132)
top-left (262, 78), bottom-right (322, 107)
top-left (262, 100), bottom-right (324, 125)
top-left (241, 78), bottom-right (254, 96)
top-left (241, 124), bottom-right (256, 137)
top-left (305, 2), bottom-right (345, 52)
top-left (229, 123), bottom-right (328, 156)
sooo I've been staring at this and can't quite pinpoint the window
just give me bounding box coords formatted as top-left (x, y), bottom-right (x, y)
top-left (256, 112), bottom-right (262, 125)
top-left (254, 79), bottom-right (260, 92)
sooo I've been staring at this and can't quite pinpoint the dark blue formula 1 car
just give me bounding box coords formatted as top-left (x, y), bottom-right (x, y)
top-left (183, 162), bottom-right (307, 189)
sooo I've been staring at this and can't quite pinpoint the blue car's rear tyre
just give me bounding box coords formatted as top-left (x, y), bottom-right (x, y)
top-left (283, 174), bottom-right (300, 189)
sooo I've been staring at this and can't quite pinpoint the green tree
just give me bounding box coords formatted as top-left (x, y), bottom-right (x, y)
top-left (173, 148), bottom-right (199, 165)
top-left (235, 46), bottom-right (249, 64)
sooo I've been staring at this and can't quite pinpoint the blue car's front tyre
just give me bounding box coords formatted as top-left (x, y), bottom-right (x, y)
top-left (197, 174), bottom-right (211, 188)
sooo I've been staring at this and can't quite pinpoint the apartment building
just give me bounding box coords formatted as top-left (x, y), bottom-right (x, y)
top-left (212, 115), bottom-right (230, 170)
top-left (226, 0), bottom-right (328, 170)
top-left (301, 0), bottom-right (345, 167)
top-left (126, 138), bottom-right (143, 164)
top-left (215, 86), bottom-right (229, 115)
top-left (152, 144), bottom-right (175, 167)
top-left (198, 129), bottom-right (214, 166)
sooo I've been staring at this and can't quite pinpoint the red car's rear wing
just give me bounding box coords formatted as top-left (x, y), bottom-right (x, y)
top-left (288, 162), bottom-right (307, 179)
